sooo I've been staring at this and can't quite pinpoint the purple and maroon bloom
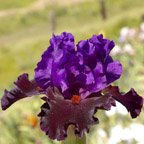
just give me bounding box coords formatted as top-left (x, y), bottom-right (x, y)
top-left (1, 32), bottom-right (143, 141)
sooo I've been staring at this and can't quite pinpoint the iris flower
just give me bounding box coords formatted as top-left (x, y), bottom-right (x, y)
top-left (1, 32), bottom-right (143, 141)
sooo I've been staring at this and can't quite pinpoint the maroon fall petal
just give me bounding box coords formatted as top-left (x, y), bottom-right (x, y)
top-left (38, 88), bottom-right (115, 140)
top-left (1, 73), bottom-right (44, 110)
top-left (14, 73), bottom-right (35, 92)
top-left (103, 85), bottom-right (143, 118)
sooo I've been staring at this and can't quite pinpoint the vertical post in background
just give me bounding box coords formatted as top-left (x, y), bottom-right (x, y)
top-left (49, 0), bottom-right (56, 33)
top-left (49, 10), bottom-right (56, 33)
top-left (99, 0), bottom-right (107, 20)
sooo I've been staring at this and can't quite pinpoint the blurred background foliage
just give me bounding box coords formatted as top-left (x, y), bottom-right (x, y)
top-left (0, 0), bottom-right (144, 144)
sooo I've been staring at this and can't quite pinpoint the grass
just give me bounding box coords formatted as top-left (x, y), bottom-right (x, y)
top-left (0, 0), bottom-right (144, 36)
top-left (0, 0), bottom-right (35, 10)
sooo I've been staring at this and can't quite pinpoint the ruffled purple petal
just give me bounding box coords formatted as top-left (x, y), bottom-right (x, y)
top-left (89, 34), bottom-right (115, 58)
top-left (35, 32), bottom-right (75, 92)
top-left (77, 34), bottom-right (115, 62)
top-left (79, 62), bottom-right (107, 99)
top-left (50, 32), bottom-right (74, 51)
top-left (1, 73), bottom-right (44, 110)
top-left (35, 33), bottom-right (122, 99)
top-left (76, 35), bottom-right (122, 98)
top-left (106, 61), bottom-right (122, 83)
top-left (103, 85), bottom-right (143, 118)
top-left (38, 88), bottom-right (115, 140)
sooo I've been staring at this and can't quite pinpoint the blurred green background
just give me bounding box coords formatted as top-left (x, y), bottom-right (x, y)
top-left (0, 0), bottom-right (144, 144)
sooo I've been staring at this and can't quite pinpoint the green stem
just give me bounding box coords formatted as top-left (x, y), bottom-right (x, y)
top-left (62, 125), bottom-right (87, 144)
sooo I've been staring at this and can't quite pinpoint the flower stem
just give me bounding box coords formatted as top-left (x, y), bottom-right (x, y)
top-left (62, 125), bottom-right (87, 144)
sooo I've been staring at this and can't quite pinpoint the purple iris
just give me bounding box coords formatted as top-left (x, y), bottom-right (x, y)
top-left (1, 32), bottom-right (143, 141)
top-left (35, 33), bottom-right (122, 99)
